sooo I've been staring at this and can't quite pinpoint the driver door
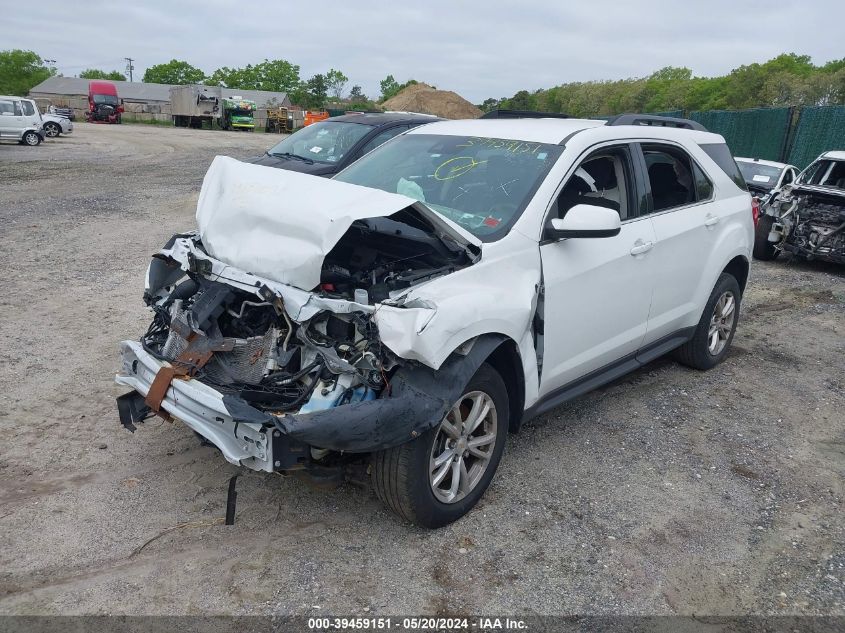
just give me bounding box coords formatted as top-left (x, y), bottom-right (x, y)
top-left (538, 144), bottom-right (656, 396)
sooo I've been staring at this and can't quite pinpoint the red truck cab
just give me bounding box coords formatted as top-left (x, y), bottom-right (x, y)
top-left (86, 81), bottom-right (124, 124)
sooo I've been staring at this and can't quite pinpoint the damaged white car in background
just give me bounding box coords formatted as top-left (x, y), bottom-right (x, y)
top-left (117, 115), bottom-right (753, 527)
top-left (754, 150), bottom-right (845, 264)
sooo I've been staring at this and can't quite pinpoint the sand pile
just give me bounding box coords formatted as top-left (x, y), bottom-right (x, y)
top-left (381, 83), bottom-right (482, 119)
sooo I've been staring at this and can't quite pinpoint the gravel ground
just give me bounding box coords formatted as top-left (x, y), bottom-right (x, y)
top-left (0, 123), bottom-right (843, 616)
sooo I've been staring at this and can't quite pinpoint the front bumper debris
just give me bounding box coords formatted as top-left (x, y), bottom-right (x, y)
top-left (116, 336), bottom-right (505, 471)
top-left (116, 340), bottom-right (277, 472)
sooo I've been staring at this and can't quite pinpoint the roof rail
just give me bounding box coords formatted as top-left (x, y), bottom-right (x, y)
top-left (480, 109), bottom-right (571, 120)
top-left (606, 113), bottom-right (707, 132)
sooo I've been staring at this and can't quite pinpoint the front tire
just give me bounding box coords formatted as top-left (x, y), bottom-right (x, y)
top-left (44, 122), bottom-right (61, 137)
top-left (372, 363), bottom-right (509, 528)
top-left (753, 215), bottom-right (779, 260)
top-left (675, 273), bottom-right (741, 370)
top-left (22, 131), bottom-right (41, 146)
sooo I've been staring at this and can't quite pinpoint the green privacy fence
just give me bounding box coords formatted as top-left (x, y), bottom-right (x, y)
top-left (649, 110), bottom-right (684, 118)
top-left (568, 105), bottom-right (843, 167)
top-left (787, 106), bottom-right (845, 169)
top-left (688, 107), bottom-right (793, 162)
top-left (592, 109), bottom-right (684, 121)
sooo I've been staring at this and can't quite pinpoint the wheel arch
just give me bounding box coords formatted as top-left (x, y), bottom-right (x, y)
top-left (449, 333), bottom-right (526, 435)
top-left (482, 337), bottom-right (526, 434)
top-left (722, 255), bottom-right (749, 295)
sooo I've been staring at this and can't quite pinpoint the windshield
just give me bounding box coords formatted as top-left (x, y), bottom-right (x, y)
top-left (93, 94), bottom-right (118, 106)
top-left (736, 161), bottom-right (782, 190)
top-left (799, 159), bottom-right (845, 189)
top-left (334, 134), bottom-right (564, 239)
top-left (267, 121), bottom-right (371, 164)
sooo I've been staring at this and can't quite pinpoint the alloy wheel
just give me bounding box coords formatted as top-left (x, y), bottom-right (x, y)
top-left (429, 391), bottom-right (498, 504)
top-left (708, 290), bottom-right (736, 355)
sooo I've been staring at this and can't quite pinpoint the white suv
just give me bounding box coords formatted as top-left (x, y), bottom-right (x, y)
top-left (116, 113), bottom-right (753, 528)
top-left (0, 95), bottom-right (45, 145)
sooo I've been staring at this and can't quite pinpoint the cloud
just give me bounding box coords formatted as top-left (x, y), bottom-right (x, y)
top-left (3, 0), bottom-right (843, 102)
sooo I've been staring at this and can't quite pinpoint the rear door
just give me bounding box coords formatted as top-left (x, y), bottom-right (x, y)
top-left (635, 142), bottom-right (720, 344)
top-left (538, 143), bottom-right (657, 395)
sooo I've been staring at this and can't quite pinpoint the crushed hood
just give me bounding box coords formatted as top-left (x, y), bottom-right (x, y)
top-left (196, 156), bottom-right (480, 291)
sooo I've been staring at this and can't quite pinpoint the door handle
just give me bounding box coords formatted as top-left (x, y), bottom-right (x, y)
top-left (704, 214), bottom-right (719, 227)
top-left (630, 240), bottom-right (654, 256)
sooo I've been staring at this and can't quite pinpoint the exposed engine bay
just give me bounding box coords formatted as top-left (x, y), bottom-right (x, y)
top-left (142, 276), bottom-right (393, 414)
top-left (320, 210), bottom-right (471, 302)
top-left (765, 186), bottom-right (845, 264)
top-left (141, 217), bottom-right (472, 417)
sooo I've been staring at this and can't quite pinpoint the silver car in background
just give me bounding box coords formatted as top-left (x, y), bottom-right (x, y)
top-left (41, 113), bottom-right (74, 138)
top-left (0, 95), bottom-right (45, 146)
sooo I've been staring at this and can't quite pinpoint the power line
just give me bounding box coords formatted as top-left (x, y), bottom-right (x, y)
top-left (54, 60), bottom-right (127, 71)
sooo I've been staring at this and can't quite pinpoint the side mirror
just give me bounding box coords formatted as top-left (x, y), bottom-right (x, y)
top-left (545, 204), bottom-right (622, 240)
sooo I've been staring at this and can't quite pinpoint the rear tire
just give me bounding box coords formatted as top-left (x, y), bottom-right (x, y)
top-left (674, 273), bottom-right (741, 370)
top-left (753, 215), bottom-right (779, 260)
top-left (372, 363), bottom-right (509, 528)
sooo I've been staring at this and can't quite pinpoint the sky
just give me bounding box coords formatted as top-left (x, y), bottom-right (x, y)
top-left (4, 1), bottom-right (844, 102)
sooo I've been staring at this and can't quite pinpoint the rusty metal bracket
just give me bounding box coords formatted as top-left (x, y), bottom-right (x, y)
top-left (144, 334), bottom-right (235, 413)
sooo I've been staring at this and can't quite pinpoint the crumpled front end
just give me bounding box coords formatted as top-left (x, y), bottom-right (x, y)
top-left (115, 233), bottom-right (503, 471)
top-left (116, 158), bottom-right (540, 474)
top-left (765, 184), bottom-right (845, 264)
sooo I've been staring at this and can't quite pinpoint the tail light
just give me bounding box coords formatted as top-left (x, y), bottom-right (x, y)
top-left (751, 197), bottom-right (760, 227)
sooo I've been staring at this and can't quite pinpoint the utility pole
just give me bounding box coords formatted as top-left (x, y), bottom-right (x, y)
top-left (124, 57), bottom-right (135, 82)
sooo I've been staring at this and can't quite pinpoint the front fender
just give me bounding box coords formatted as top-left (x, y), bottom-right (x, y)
top-left (223, 334), bottom-right (508, 452)
top-left (374, 231), bottom-right (542, 370)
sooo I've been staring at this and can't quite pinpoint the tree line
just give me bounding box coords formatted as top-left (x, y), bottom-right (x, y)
top-left (0, 50), bottom-right (394, 110)
top-left (485, 54), bottom-right (845, 117)
top-left (7, 49), bottom-right (840, 117)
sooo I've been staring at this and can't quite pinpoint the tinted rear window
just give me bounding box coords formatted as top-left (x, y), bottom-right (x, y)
top-left (699, 143), bottom-right (747, 191)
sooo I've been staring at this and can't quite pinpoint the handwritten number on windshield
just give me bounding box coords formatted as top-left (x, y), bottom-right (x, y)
top-left (456, 137), bottom-right (542, 155)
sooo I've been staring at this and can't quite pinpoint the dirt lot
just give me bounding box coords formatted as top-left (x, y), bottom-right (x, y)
top-left (0, 123), bottom-right (842, 616)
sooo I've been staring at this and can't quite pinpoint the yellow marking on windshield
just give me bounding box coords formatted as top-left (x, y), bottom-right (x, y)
top-left (434, 156), bottom-right (488, 181)
top-left (455, 137), bottom-right (543, 155)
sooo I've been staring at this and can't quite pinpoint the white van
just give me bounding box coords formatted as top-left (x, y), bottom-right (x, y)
top-left (0, 95), bottom-right (45, 146)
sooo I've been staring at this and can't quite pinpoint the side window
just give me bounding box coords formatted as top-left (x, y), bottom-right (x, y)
top-left (21, 101), bottom-right (35, 116)
top-left (692, 161), bottom-right (714, 200)
top-left (781, 168), bottom-right (794, 186)
top-left (699, 142), bottom-right (746, 190)
top-left (358, 126), bottom-right (408, 156)
top-left (555, 146), bottom-right (634, 220)
top-left (0, 100), bottom-right (14, 115)
top-left (642, 144), bottom-right (696, 213)
top-left (13, 101), bottom-right (23, 116)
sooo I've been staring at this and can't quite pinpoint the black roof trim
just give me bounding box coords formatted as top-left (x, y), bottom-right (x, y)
top-left (480, 109), bottom-right (571, 120)
top-left (606, 113), bottom-right (707, 132)
top-left (329, 112), bottom-right (444, 125)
